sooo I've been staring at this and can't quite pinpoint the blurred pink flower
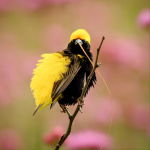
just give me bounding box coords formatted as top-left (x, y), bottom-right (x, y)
top-left (127, 104), bottom-right (149, 130)
top-left (0, 0), bottom-right (79, 11)
top-left (0, 49), bottom-right (22, 106)
top-left (137, 9), bottom-right (150, 28)
top-left (42, 25), bottom-right (69, 53)
top-left (0, 129), bottom-right (22, 150)
top-left (65, 130), bottom-right (112, 150)
top-left (101, 37), bottom-right (149, 71)
top-left (0, 0), bottom-right (10, 11)
top-left (21, 53), bottom-right (40, 79)
top-left (43, 126), bottom-right (65, 145)
top-left (44, 0), bottom-right (78, 5)
top-left (97, 97), bottom-right (123, 125)
top-left (14, 0), bottom-right (42, 11)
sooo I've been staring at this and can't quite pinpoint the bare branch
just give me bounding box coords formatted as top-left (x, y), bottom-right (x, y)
top-left (55, 36), bottom-right (105, 150)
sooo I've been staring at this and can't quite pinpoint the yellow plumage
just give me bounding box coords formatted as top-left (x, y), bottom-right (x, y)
top-left (70, 29), bottom-right (91, 45)
top-left (30, 53), bottom-right (70, 110)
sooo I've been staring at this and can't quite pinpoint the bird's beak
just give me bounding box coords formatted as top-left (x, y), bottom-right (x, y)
top-left (75, 39), bottom-right (83, 45)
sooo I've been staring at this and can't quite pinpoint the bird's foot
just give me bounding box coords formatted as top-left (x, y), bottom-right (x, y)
top-left (77, 98), bottom-right (85, 106)
top-left (79, 107), bottom-right (83, 113)
top-left (77, 98), bottom-right (84, 113)
top-left (60, 105), bottom-right (68, 113)
top-left (60, 104), bottom-right (72, 118)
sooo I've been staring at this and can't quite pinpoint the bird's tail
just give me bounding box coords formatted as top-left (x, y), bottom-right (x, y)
top-left (33, 104), bottom-right (43, 116)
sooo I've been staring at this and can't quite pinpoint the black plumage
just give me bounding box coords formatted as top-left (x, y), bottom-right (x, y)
top-left (51, 39), bottom-right (97, 107)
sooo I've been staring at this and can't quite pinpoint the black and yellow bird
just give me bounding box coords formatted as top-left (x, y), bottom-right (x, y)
top-left (30, 29), bottom-right (97, 115)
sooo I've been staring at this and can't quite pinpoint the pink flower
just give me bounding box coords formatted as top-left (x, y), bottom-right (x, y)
top-left (0, 0), bottom-right (79, 11)
top-left (42, 25), bottom-right (69, 53)
top-left (97, 97), bottom-right (123, 125)
top-left (0, 49), bottom-right (22, 106)
top-left (43, 0), bottom-right (78, 5)
top-left (137, 9), bottom-right (150, 28)
top-left (43, 126), bottom-right (65, 145)
top-left (65, 130), bottom-right (112, 150)
top-left (0, 0), bottom-right (10, 11)
top-left (0, 129), bottom-right (22, 150)
top-left (101, 37), bottom-right (149, 71)
top-left (21, 53), bottom-right (40, 78)
top-left (15, 0), bottom-right (42, 11)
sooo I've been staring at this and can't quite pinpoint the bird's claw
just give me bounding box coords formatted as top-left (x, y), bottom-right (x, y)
top-left (60, 105), bottom-right (68, 113)
top-left (77, 98), bottom-right (84, 113)
top-left (77, 98), bottom-right (85, 106)
top-left (60, 109), bottom-right (66, 113)
top-left (79, 107), bottom-right (83, 113)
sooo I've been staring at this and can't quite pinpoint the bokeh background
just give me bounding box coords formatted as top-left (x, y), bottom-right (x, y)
top-left (0, 0), bottom-right (149, 150)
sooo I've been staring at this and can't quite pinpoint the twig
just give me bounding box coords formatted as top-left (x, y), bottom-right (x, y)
top-left (54, 36), bottom-right (105, 150)
top-left (63, 106), bottom-right (72, 119)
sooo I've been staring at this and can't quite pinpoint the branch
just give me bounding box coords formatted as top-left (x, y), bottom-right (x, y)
top-left (54, 36), bottom-right (105, 150)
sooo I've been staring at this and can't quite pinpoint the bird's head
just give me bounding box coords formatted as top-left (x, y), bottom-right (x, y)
top-left (68, 29), bottom-right (91, 55)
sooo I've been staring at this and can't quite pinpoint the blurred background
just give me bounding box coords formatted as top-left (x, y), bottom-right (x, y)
top-left (0, 0), bottom-right (149, 150)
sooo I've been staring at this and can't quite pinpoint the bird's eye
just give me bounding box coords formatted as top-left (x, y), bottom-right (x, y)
top-left (72, 39), bottom-right (76, 43)
top-left (82, 40), bottom-right (87, 44)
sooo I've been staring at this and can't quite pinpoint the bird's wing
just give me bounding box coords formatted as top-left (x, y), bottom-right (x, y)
top-left (51, 55), bottom-right (81, 105)
top-left (31, 52), bottom-right (72, 113)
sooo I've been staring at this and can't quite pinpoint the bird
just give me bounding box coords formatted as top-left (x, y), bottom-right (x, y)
top-left (30, 29), bottom-right (97, 115)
